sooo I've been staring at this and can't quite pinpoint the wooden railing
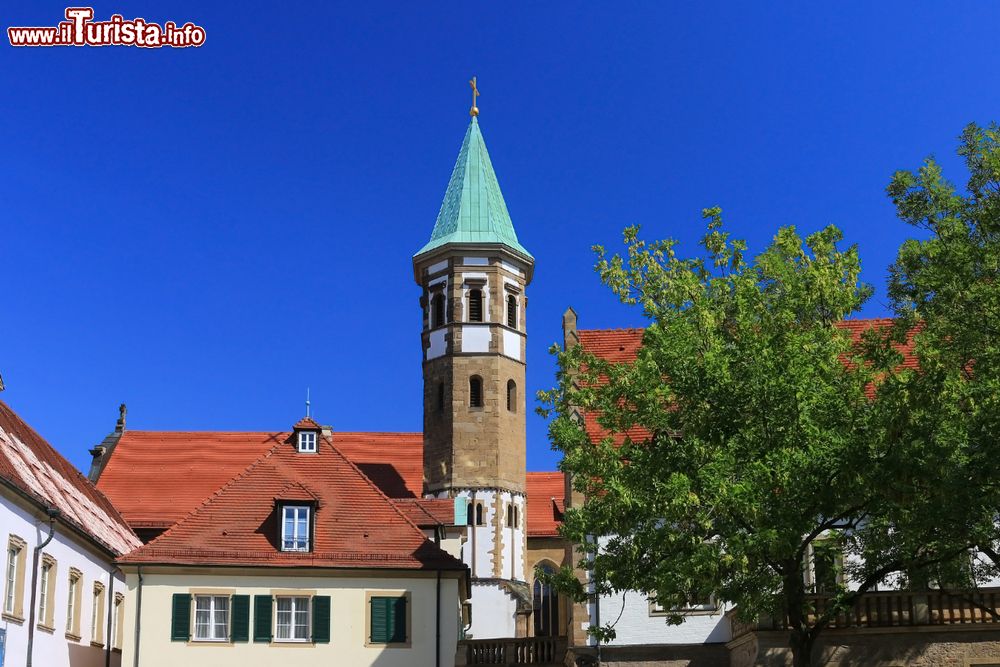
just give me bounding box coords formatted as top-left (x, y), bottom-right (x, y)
top-left (730, 588), bottom-right (1000, 638)
top-left (461, 636), bottom-right (566, 665)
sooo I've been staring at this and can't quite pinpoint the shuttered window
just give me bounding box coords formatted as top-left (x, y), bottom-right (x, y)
top-left (468, 289), bottom-right (483, 322)
top-left (253, 595), bottom-right (272, 643)
top-left (312, 596), bottom-right (331, 643)
top-left (194, 595), bottom-right (228, 641)
top-left (469, 376), bottom-right (483, 408)
top-left (275, 596), bottom-right (310, 642)
top-left (170, 593), bottom-right (191, 641)
top-left (230, 595), bottom-right (250, 642)
top-left (369, 595), bottom-right (407, 644)
top-left (507, 294), bottom-right (517, 328)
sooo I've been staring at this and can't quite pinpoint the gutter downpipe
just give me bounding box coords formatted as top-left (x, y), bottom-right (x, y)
top-left (133, 566), bottom-right (143, 667)
top-left (26, 507), bottom-right (59, 667)
top-left (591, 534), bottom-right (601, 665)
top-left (105, 566), bottom-right (120, 667)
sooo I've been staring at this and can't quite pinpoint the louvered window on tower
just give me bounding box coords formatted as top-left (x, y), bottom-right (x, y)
top-left (468, 289), bottom-right (483, 322)
top-left (469, 376), bottom-right (483, 408)
top-left (506, 380), bottom-right (517, 412)
top-left (507, 294), bottom-right (517, 328)
top-left (431, 292), bottom-right (445, 328)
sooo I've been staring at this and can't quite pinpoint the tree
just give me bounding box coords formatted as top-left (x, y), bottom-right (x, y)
top-left (878, 123), bottom-right (1000, 591)
top-left (541, 211), bottom-right (970, 666)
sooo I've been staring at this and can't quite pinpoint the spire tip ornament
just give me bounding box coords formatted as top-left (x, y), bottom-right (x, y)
top-left (469, 76), bottom-right (480, 117)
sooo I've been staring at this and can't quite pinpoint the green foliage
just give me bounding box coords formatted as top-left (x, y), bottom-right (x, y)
top-left (879, 122), bottom-right (1000, 581)
top-left (540, 211), bottom-right (883, 643)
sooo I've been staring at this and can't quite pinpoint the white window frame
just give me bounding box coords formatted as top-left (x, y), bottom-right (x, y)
top-left (38, 560), bottom-right (51, 622)
top-left (649, 595), bottom-right (718, 616)
top-left (297, 431), bottom-right (317, 453)
top-left (281, 505), bottom-right (311, 552)
top-left (66, 573), bottom-right (78, 630)
top-left (193, 594), bottom-right (229, 642)
top-left (4, 545), bottom-right (17, 615)
top-left (274, 595), bottom-right (311, 642)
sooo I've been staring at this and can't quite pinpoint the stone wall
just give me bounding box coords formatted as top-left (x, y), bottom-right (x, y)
top-left (737, 627), bottom-right (1000, 667)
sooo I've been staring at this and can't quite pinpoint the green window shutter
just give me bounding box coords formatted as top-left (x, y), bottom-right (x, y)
top-left (231, 595), bottom-right (250, 642)
top-left (170, 593), bottom-right (191, 641)
top-left (370, 597), bottom-right (389, 643)
top-left (391, 596), bottom-right (407, 643)
top-left (311, 596), bottom-right (331, 643)
top-left (370, 596), bottom-right (407, 644)
top-left (253, 595), bottom-right (273, 643)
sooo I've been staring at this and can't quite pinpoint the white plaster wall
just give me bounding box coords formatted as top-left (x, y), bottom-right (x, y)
top-left (501, 329), bottom-right (522, 361)
top-left (599, 589), bottom-right (730, 645)
top-left (500, 260), bottom-right (523, 277)
top-left (120, 572), bottom-right (460, 667)
top-left (427, 329), bottom-right (447, 360)
top-left (1, 494), bottom-right (124, 667)
top-left (461, 326), bottom-right (491, 354)
top-left (427, 260), bottom-right (449, 275)
top-left (467, 583), bottom-right (517, 639)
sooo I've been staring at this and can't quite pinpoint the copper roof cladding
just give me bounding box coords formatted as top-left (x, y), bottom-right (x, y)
top-left (118, 434), bottom-right (465, 570)
top-left (0, 400), bottom-right (141, 555)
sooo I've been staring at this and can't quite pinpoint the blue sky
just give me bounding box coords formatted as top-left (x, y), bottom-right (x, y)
top-left (2, 2), bottom-right (998, 475)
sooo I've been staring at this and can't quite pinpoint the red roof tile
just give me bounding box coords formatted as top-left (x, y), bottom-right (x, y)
top-left (118, 435), bottom-right (464, 570)
top-left (97, 431), bottom-right (427, 528)
top-left (393, 498), bottom-right (458, 526)
top-left (0, 400), bottom-right (140, 555)
top-left (292, 416), bottom-right (322, 431)
top-left (526, 472), bottom-right (565, 537)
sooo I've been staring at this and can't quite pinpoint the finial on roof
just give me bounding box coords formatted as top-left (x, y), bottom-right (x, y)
top-left (116, 403), bottom-right (126, 432)
top-left (469, 76), bottom-right (480, 117)
top-left (305, 387), bottom-right (311, 418)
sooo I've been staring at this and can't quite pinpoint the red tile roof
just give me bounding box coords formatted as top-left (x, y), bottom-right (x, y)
top-left (393, 498), bottom-right (458, 526)
top-left (292, 416), bottom-right (322, 431)
top-left (0, 400), bottom-right (140, 555)
top-left (118, 435), bottom-right (465, 570)
top-left (97, 431), bottom-right (427, 528)
top-left (525, 472), bottom-right (565, 537)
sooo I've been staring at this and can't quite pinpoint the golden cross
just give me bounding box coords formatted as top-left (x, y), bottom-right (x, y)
top-left (469, 76), bottom-right (480, 117)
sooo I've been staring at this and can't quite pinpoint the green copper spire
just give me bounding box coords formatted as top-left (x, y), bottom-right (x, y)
top-left (415, 117), bottom-right (532, 260)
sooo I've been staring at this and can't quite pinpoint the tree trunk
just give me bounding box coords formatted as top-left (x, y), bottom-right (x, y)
top-left (784, 567), bottom-right (814, 667)
top-left (789, 628), bottom-right (815, 667)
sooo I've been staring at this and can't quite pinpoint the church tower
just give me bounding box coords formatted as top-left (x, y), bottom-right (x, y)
top-left (414, 91), bottom-right (534, 638)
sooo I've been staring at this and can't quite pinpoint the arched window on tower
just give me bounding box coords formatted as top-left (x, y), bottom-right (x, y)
top-left (431, 292), bottom-right (445, 328)
top-left (506, 380), bottom-right (517, 413)
top-left (469, 376), bottom-right (483, 408)
top-left (468, 289), bottom-right (483, 322)
top-left (475, 503), bottom-right (484, 526)
top-left (507, 294), bottom-right (518, 328)
top-left (533, 563), bottom-right (560, 637)
top-left (506, 504), bottom-right (514, 527)
top-left (466, 501), bottom-right (475, 527)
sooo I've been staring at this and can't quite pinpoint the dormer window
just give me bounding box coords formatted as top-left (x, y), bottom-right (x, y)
top-left (297, 431), bottom-right (317, 453)
top-left (281, 504), bottom-right (311, 552)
